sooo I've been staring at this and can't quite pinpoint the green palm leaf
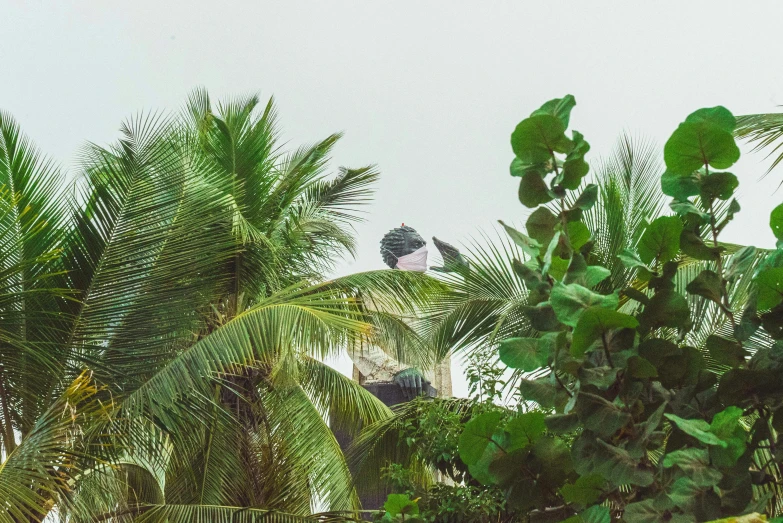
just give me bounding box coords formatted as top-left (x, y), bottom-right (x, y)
top-left (0, 372), bottom-right (113, 522)
top-left (736, 111), bottom-right (783, 178)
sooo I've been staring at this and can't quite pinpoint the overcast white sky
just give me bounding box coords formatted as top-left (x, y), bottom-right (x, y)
top-left (2, 1), bottom-right (782, 397)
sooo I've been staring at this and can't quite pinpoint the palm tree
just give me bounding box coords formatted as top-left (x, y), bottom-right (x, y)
top-left (0, 90), bottom-right (443, 522)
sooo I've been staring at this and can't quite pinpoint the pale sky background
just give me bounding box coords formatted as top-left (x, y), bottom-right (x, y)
top-left (2, 1), bottom-right (783, 397)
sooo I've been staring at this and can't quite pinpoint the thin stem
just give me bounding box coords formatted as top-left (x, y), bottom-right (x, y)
top-left (601, 332), bottom-right (615, 368)
top-left (551, 152), bottom-right (571, 248)
top-left (579, 390), bottom-right (617, 408)
top-left (707, 198), bottom-right (736, 328)
top-left (551, 345), bottom-right (573, 398)
top-left (552, 369), bottom-right (573, 398)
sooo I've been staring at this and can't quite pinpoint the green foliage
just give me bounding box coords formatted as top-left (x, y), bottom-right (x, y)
top-left (755, 267), bottom-right (783, 310)
top-left (510, 95), bottom-right (590, 208)
top-left (458, 411), bottom-right (505, 466)
top-left (383, 494), bottom-right (420, 518)
top-left (771, 203), bottom-right (783, 242)
top-left (454, 95), bottom-right (783, 522)
top-left (0, 91), bottom-right (451, 521)
top-left (637, 215), bottom-right (683, 265)
top-left (369, 399), bottom-right (534, 523)
top-left (664, 106), bottom-right (740, 173)
top-left (498, 337), bottom-right (550, 371)
top-left (571, 307), bottom-right (638, 357)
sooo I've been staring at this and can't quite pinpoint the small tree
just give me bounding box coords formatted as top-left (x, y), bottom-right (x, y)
top-left (455, 96), bottom-right (783, 522)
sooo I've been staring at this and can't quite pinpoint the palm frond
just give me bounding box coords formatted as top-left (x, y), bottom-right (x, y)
top-left (736, 112), bottom-right (783, 178)
top-left (584, 133), bottom-right (666, 290)
top-left (0, 111), bottom-right (72, 445)
top-left (65, 112), bottom-right (237, 389)
top-left (133, 505), bottom-right (361, 523)
top-left (299, 356), bottom-right (391, 436)
top-left (121, 280), bottom-right (372, 419)
top-left (417, 230), bottom-right (531, 363)
top-left (0, 372), bottom-right (112, 522)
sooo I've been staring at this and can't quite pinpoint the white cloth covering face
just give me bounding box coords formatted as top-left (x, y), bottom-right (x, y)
top-left (395, 245), bottom-right (428, 272)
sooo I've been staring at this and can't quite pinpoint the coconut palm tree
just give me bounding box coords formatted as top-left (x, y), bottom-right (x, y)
top-left (0, 90), bottom-right (443, 522)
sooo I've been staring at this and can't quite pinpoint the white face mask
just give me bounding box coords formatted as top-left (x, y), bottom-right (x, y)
top-left (395, 245), bottom-right (428, 272)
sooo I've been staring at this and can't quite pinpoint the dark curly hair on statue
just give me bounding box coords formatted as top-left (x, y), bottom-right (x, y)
top-left (379, 225), bottom-right (426, 269)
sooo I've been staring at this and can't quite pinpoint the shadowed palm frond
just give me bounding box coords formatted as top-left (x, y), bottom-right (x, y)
top-left (0, 372), bottom-right (114, 523)
top-left (0, 112), bottom-right (72, 443)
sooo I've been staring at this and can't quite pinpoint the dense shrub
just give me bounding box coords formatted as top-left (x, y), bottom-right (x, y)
top-left (378, 96), bottom-right (783, 522)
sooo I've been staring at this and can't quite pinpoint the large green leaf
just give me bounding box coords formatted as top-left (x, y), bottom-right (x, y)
top-left (755, 266), bottom-right (783, 310)
top-left (622, 499), bottom-right (676, 523)
top-left (573, 184), bottom-right (599, 210)
top-left (516, 167), bottom-right (554, 208)
top-left (384, 493), bottom-right (419, 517)
top-left (559, 474), bottom-right (605, 507)
top-left (584, 266), bottom-right (611, 288)
top-left (545, 413), bottom-right (580, 435)
top-left (639, 289), bottom-right (690, 329)
top-left (550, 282), bottom-right (619, 328)
top-left (718, 368), bottom-right (780, 406)
top-left (531, 436), bottom-right (573, 488)
top-left (637, 216), bottom-right (683, 265)
top-left (772, 202), bottom-right (783, 241)
top-left (679, 230), bottom-right (722, 261)
top-left (699, 171), bottom-right (738, 201)
top-left (579, 366), bottom-right (620, 390)
top-left (706, 335), bottom-right (747, 368)
top-left (664, 414), bottom-right (726, 447)
top-left (638, 338), bottom-right (680, 367)
top-left (668, 476), bottom-right (709, 512)
top-left (511, 114), bottom-right (572, 164)
top-left (506, 412), bottom-right (546, 451)
top-left (686, 106), bottom-right (737, 133)
top-left (664, 106), bottom-right (740, 173)
top-left (576, 393), bottom-right (631, 437)
top-left (560, 131), bottom-right (591, 189)
top-left (662, 448), bottom-right (723, 487)
top-left (617, 248), bottom-right (650, 271)
top-left (531, 94), bottom-right (576, 128)
top-left (573, 435), bottom-right (654, 486)
top-left (661, 170), bottom-right (700, 200)
top-left (458, 412), bottom-right (505, 466)
top-left (526, 207), bottom-right (558, 246)
top-left (627, 356), bottom-right (658, 378)
top-left (498, 337), bottom-right (550, 371)
top-left (685, 270), bottom-right (723, 304)
top-left (498, 220), bottom-right (541, 257)
top-left (567, 221), bottom-right (592, 250)
top-left (571, 307), bottom-right (638, 357)
top-left (708, 406), bottom-right (747, 468)
top-left (519, 377), bottom-right (569, 411)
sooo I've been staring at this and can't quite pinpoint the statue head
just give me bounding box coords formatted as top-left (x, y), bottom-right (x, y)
top-left (379, 224), bottom-right (427, 270)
